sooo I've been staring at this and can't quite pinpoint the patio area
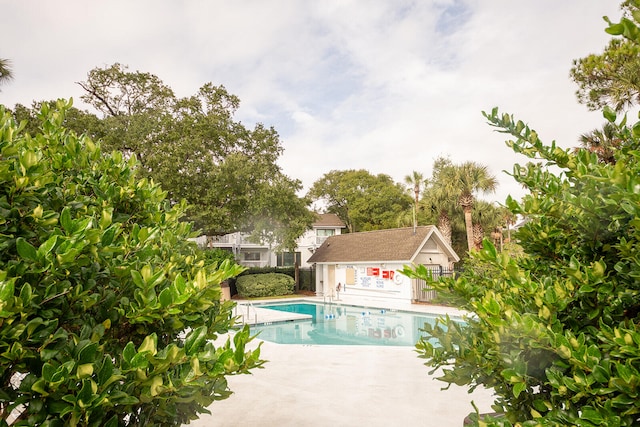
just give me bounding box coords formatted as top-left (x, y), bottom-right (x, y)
top-left (190, 297), bottom-right (496, 427)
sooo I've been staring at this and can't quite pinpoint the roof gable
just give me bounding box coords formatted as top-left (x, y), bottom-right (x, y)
top-left (307, 226), bottom-right (458, 263)
top-left (313, 213), bottom-right (346, 228)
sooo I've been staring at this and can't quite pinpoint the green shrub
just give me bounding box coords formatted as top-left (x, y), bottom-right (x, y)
top-left (202, 248), bottom-right (237, 267)
top-left (403, 104), bottom-right (640, 426)
top-left (0, 101), bottom-right (263, 426)
top-left (235, 273), bottom-right (294, 298)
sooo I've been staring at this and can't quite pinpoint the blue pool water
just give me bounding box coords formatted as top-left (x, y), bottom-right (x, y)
top-left (250, 302), bottom-right (454, 346)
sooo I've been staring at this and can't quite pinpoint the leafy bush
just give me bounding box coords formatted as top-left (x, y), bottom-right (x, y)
top-left (240, 266), bottom-right (295, 277)
top-left (235, 273), bottom-right (294, 298)
top-left (403, 103), bottom-right (640, 426)
top-left (0, 101), bottom-right (263, 426)
top-left (232, 267), bottom-right (316, 294)
top-left (201, 248), bottom-right (237, 267)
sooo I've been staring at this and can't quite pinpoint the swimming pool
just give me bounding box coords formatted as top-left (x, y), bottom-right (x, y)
top-left (250, 301), bottom-right (455, 346)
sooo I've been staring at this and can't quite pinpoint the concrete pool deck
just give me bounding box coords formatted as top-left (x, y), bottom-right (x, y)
top-left (191, 297), bottom-right (495, 427)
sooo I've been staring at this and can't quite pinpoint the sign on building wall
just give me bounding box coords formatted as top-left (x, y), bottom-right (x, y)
top-left (354, 266), bottom-right (399, 289)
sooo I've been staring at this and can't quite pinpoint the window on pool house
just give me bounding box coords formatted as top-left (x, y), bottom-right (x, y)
top-left (316, 229), bottom-right (335, 245)
top-left (277, 251), bottom-right (301, 267)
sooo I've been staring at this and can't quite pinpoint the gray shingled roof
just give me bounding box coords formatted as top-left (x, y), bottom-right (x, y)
top-left (313, 213), bottom-right (346, 228)
top-left (308, 226), bottom-right (437, 263)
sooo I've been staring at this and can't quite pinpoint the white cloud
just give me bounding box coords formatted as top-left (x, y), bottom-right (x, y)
top-left (0, 0), bottom-right (624, 206)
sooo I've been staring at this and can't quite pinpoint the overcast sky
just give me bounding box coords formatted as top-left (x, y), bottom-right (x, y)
top-left (0, 1), bottom-right (624, 205)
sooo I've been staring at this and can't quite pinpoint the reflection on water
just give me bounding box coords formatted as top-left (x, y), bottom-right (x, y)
top-left (250, 302), bottom-right (452, 346)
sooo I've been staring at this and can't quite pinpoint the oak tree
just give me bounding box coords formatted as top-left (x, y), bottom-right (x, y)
top-left (14, 64), bottom-right (314, 250)
top-left (308, 169), bottom-right (412, 232)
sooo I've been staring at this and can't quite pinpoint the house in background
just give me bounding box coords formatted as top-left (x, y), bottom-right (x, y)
top-left (307, 226), bottom-right (459, 303)
top-left (195, 213), bottom-right (346, 268)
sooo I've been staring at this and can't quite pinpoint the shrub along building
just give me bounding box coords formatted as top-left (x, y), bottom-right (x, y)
top-left (307, 226), bottom-right (459, 303)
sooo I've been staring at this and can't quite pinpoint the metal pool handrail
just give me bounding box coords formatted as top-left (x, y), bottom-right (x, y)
top-left (234, 301), bottom-right (258, 325)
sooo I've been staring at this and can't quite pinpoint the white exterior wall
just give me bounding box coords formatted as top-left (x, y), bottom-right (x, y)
top-left (414, 251), bottom-right (449, 267)
top-left (295, 225), bottom-right (343, 268)
top-left (316, 262), bottom-right (413, 302)
top-left (195, 222), bottom-right (344, 268)
top-left (413, 238), bottom-right (450, 266)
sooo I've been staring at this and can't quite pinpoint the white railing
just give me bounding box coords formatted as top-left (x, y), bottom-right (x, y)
top-left (240, 260), bottom-right (269, 268)
top-left (234, 302), bottom-right (258, 325)
top-left (213, 235), bottom-right (232, 243)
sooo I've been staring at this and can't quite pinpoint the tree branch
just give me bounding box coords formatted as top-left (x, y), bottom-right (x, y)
top-left (76, 81), bottom-right (119, 117)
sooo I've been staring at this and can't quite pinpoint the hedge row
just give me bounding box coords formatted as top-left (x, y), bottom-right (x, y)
top-left (235, 273), bottom-right (295, 298)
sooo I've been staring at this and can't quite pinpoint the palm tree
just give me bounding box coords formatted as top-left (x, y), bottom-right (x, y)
top-left (577, 122), bottom-right (622, 164)
top-left (447, 162), bottom-right (498, 252)
top-left (404, 171), bottom-right (425, 207)
top-left (404, 171), bottom-right (426, 227)
top-left (498, 206), bottom-right (517, 244)
top-left (423, 158), bottom-right (458, 247)
top-left (471, 200), bottom-right (503, 250)
top-left (0, 58), bottom-right (13, 88)
top-left (424, 182), bottom-right (457, 248)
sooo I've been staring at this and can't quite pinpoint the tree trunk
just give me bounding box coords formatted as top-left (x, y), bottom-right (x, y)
top-left (463, 205), bottom-right (474, 252)
top-left (438, 211), bottom-right (452, 247)
top-left (473, 223), bottom-right (483, 250)
top-left (460, 193), bottom-right (474, 252)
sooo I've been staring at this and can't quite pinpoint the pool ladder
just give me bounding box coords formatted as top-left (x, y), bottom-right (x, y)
top-left (323, 290), bottom-right (340, 304)
top-left (235, 301), bottom-right (258, 325)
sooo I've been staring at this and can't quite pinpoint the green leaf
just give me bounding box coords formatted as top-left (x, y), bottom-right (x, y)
top-left (0, 279), bottom-right (15, 302)
top-left (129, 352), bottom-right (150, 370)
top-left (76, 363), bottom-right (94, 379)
top-left (101, 225), bottom-right (118, 246)
top-left (99, 208), bottom-right (113, 229)
top-left (149, 375), bottom-right (163, 396)
top-left (56, 248), bottom-right (79, 264)
top-left (513, 382), bottom-right (526, 398)
top-left (605, 22), bottom-right (625, 36)
top-left (145, 270), bottom-right (165, 288)
top-left (103, 415), bottom-right (119, 427)
top-left (77, 379), bottom-right (96, 407)
top-left (138, 334), bottom-right (158, 355)
top-left (41, 348), bottom-right (61, 361)
top-left (97, 356), bottom-right (114, 385)
top-left (38, 235), bottom-right (59, 257)
top-left (60, 207), bottom-right (73, 232)
top-left (632, 121), bottom-right (640, 139)
top-left (603, 106), bottom-right (617, 123)
top-left (184, 326), bottom-right (208, 356)
top-left (580, 407), bottom-right (603, 425)
top-left (107, 391), bottom-right (139, 405)
top-left (485, 298), bottom-right (501, 316)
top-left (16, 237), bottom-right (38, 261)
top-left (616, 364), bottom-right (634, 383)
top-left (77, 341), bottom-right (99, 364)
top-left (158, 288), bottom-right (173, 308)
top-left (31, 379), bottom-right (49, 396)
top-left (42, 363), bottom-right (56, 382)
top-left (123, 342), bottom-right (136, 365)
top-left (592, 364), bottom-right (610, 383)
top-left (131, 270), bottom-right (146, 289)
top-left (48, 400), bottom-right (72, 416)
